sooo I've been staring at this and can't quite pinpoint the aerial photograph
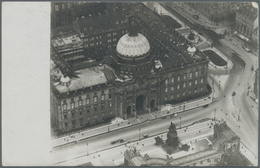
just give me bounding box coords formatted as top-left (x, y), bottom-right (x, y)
top-left (50, 1), bottom-right (258, 166)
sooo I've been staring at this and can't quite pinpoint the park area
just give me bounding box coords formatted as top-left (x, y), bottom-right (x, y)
top-left (202, 50), bottom-right (227, 66)
top-left (161, 15), bottom-right (182, 29)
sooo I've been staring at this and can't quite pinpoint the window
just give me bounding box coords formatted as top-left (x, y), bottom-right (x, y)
top-left (96, 36), bottom-right (98, 40)
top-left (62, 3), bottom-right (65, 9)
top-left (72, 120), bottom-right (76, 126)
top-left (79, 100), bottom-right (83, 106)
top-left (79, 118), bottom-right (83, 126)
top-left (207, 158), bottom-right (211, 162)
top-left (200, 87), bottom-right (203, 91)
top-left (101, 103), bottom-right (105, 108)
top-left (87, 117), bottom-right (90, 121)
top-left (55, 4), bottom-right (59, 11)
top-left (171, 86), bottom-right (174, 91)
top-left (122, 30), bottom-right (125, 34)
top-left (201, 78), bottom-right (204, 83)
top-left (94, 115), bottom-right (97, 119)
top-left (201, 68), bottom-right (205, 75)
top-left (79, 109), bottom-right (83, 115)
top-left (171, 94), bottom-right (174, 99)
top-left (177, 94), bottom-right (179, 98)
top-left (71, 102), bottom-right (75, 109)
top-left (96, 42), bottom-right (99, 45)
top-left (87, 107), bottom-right (90, 113)
top-left (68, 3), bottom-right (70, 8)
top-left (165, 79), bottom-right (168, 85)
top-left (100, 41), bottom-right (102, 45)
top-left (107, 39), bottom-right (111, 43)
top-left (107, 34), bottom-right (111, 37)
top-left (94, 106), bottom-right (97, 111)
top-left (195, 70), bottom-right (199, 77)
top-left (183, 73), bottom-right (187, 80)
top-left (99, 36), bottom-right (102, 39)
top-left (189, 90), bottom-right (191, 94)
top-left (165, 96), bottom-right (168, 101)
top-left (65, 122), bottom-right (68, 127)
top-left (101, 94), bottom-right (105, 101)
top-left (177, 84), bottom-right (180, 89)
top-left (189, 81), bottom-right (192, 86)
top-left (63, 104), bottom-right (67, 110)
top-left (109, 102), bottom-right (112, 107)
top-left (195, 79), bottom-right (198, 85)
top-left (165, 87), bottom-right (168, 92)
top-left (171, 77), bottom-right (174, 83)
top-left (183, 92), bottom-right (186, 96)
top-left (85, 44), bottom-right (89, 48)
top-left (189, 72), bottom-right (193, 78)
top-left (71, 111), bottom-right (75, 117)
top-left (109, 111), bottom-right (112, 115)
top-left (113, 32), bottom-right (117, 36)
top-left (109, 94), bottom-right (112, 99)
top-left (64, 114), bottom-right (67, 119)
top-left (90, 43), bottom-right (94, 46)
top-left (195, 88), bottom-right (198, 94)
top-left (178, 75), bottom-right (180, 81)
top-left (86, 98), bottom-right (90, 105)
top-left (183, 82), bottom-right (186, 88)
top-left (94, 96), bottom-right (97, 103)
top-left (113, 38), bottom-right (117, 42)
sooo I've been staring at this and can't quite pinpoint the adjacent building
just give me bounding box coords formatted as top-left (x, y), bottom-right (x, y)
top-left (235, 3), bottom-right (258, 42)
top-left (188, 2), bottom-right (251, 22)
top-left (51, 2), bottom-right (209, 133)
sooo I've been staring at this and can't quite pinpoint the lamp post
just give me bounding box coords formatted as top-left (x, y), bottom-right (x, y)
top-left (139, 128), bottom-right (141, 141)
top-left (179, 117), bottom-right (182, 129)
top-left (87, 143), bottom-right (89, 156)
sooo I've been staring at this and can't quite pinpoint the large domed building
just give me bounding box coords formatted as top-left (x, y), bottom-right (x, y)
top-left (112, 18), bottom-right (155, 78)
top-left (50, 3), bottom-right (209, 133)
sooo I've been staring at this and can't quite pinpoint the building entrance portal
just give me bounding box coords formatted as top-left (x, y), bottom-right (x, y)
top-left (136, 95), bottom-right (145, 112)
top-left (150, 100), bottom-right (155, 111)
top-left (126, 106), bottom-right (132, 118)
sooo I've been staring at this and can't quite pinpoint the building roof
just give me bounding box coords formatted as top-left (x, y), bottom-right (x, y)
top-left (75, 7), bottom-right (128, 36)
top-left (237, 4), bottom-right (258, 20)
top-left (116, 33), bottom-right (150, 57)
top-left (52, 65), bottom-right (116, 94)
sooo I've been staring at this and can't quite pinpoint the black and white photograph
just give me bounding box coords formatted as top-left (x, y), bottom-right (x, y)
top-left (2, 1), bottom-right (259, 166)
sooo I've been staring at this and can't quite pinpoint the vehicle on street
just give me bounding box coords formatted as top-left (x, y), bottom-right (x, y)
top-left (232, 91), bottom-right (236, 96)
top-left (242, 45), bottom-right (251, 52)
top-left (162, 116), bottom-right (167, 119)
top-left (111, 141), bottom-right (116, 144)
top-left (143, 134), bottom-right (149, 138)
top-left (193, 15), bottom-right (199, 19)
top-left (203, 104), bottom-right (209, 108)
top-left (119, 139), bottom-right (126, 143)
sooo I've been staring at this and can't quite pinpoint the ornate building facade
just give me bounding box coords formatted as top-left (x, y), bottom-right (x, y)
top-left (51, 3), bottom-right (209, 133)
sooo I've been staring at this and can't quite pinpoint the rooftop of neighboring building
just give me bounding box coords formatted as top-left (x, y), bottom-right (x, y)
top-left (51, 63), bottom-right (116, 94)
top-left (237, 4), bottom-right (258, 20)
top-left (74, 5), bottom-right (128, 36)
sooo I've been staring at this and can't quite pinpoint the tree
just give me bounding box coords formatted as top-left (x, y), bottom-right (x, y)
top-left (180, 144), bottom-right (190, 151)
top-left (155, 136), bottom-right (164, 146)
top-left (165, 122), bottom-right (179, 149)
top-left (188, 32), bottom-right (195, 40)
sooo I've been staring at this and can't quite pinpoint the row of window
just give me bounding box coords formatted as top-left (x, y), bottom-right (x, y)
top-left (165, 70), bottom-right (205, 85)
top-left (83, 30), bottom-right (128, 42)
top-left (62, 94), bottom-right (112, 110)
top-left (63, 102), bottom-right (113, 118)
top-left (54, 3), bottom-right (71, 11)
top-left (64, 111), bottom-right (113, 128)
top-left (164, 87), bottom-right (204, 101)
top-left (84, 38), bottom-right (118, 48)
top-left (165, 78), bottom-right (204, 92)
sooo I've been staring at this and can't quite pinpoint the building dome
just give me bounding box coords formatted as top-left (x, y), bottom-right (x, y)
top-left (116, 33), bottom-right (150, 57)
